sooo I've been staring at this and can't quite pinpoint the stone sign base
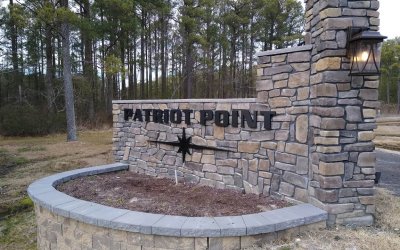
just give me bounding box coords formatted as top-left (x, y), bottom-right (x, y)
top-left (29, 164), bottom-right (327, 250)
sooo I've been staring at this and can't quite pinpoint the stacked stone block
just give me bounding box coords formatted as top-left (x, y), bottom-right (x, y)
top-left (304, 0), bottom-right (381, 226)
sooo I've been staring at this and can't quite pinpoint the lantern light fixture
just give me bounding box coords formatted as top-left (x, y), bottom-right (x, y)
top-left (347, 27), bottom-right (387, 76)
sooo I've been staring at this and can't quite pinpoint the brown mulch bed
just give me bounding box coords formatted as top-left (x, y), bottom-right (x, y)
top-left (57, 171), bottom-right (289, 217)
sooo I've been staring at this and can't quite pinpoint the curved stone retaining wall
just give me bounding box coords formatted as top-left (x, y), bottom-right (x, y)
top-left (29, 164), bottom-right (327, 250)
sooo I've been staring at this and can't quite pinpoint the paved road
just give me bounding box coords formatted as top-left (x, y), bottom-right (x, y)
top-left (376, 148), bottom-right (400, 196)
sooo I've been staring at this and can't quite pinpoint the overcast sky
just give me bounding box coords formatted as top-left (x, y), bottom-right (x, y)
top-left (379, 0), bottom-right (399, 39)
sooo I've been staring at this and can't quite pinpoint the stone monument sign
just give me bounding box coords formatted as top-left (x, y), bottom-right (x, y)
top-left (113, 0), bottom-right (383, 226)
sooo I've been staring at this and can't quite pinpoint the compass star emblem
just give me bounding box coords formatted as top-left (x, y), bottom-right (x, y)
top-left (150, 128), bottom-right (232, 163)
top-left (176, 128), bottom-right (192, 163)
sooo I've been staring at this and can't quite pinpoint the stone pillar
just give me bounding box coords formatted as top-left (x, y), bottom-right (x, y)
top-left (256, 46), bottom-right (312, 203)
top-left (305, 0), bottom-right (381, 226)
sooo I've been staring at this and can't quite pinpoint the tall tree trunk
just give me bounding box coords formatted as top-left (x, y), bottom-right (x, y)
top-left (179, 52), bottom-right (183, 98)
top-left (113, 72), bottom-right (119, 100)
top-left (221, 22), bottom-right (228, 98)
top-left (171, 40), bottom-right (175, 98)
top-left (120, 40), bottom-right (126, 99)
top-left (145, 34), bottom-right (148, 98)
top-left (212, 50), bottom-right (216, 98)
top-left (184, 44), bottom-right (194, 99)
top-left (249, 19), bottom-right (255, 97)
top-left (9, 0), bottom-right (20, 102)
top-left (160, 13), bottom-right (167, 98)
top-left (61, 0), bottom-right (77, 141)
top-left (205, 19), bottom-right (211, 98)
top-left (82, 0), bottom-right (95, 120)
top-left (164, 33), bottom-right (169, 97)
top-left (230, 30), bottom-right (236, 97)
top-left (154, 26), bottom-right (159, 97)
top-left (109, 30), bottom-right (118, 101)
top-left (387, 76), bottom-right (390, 104)
top-left (34, 65), bottom-right (39, 104)
top-left (140, 10), bottom-right (145, 99)
top-left (222, 41), bottom-right (227, 97)
top-left (45, 19), bottom-right (55, 113)
top-left (208, 47), bottom-right (215, 98)
top-left (241, 28), bottom-right (245, 98)
top-left (182, 0), bottom-right (194, 99)
top-left (38, 27), bottom-right (44, 104)
top-left (93, 41), bottom-right (98, 111)
top-left (128, 41), bottom-right (134, 99)
top-left (106, 72), bottom-right (113, 113)
top-left (18, 31), bottom-right (24, 101)
top-left (148, 23), bottom-right (152, 98)
top-left (218, 38), bottom-right (222, 98)
top-left (101, 39), bottom-right (106, 110)
top-left (57, 37), bottom-right (62, 77)
top-left (100, 9), bottom-right (106, 110)
top-left (40, 26), bottom-right (44, 82)
top-left (0, 76), bottom-right (2, 107)
top-left (133, 37), bottom-right (137, 99)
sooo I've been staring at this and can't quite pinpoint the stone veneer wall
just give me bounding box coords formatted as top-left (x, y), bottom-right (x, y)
top-left (113, 91), bottom-right (319, 198)
top-left (35, 204), bottom-right (326, 250)
top-left (113, 99), bottom-right (286, 195)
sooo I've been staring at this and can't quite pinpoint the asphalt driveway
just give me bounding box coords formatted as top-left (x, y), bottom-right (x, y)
top-left (376, 148), bottom-right (400, 196)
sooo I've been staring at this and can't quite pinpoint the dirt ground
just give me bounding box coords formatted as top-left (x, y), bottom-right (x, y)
top-left (0, 119), bottom-right (400, 249)
top-left (58, 171), bottom-right (288, 217)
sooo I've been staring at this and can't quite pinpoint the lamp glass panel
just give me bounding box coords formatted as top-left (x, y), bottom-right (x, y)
top-left (353, 40), bottom-right (381, 75)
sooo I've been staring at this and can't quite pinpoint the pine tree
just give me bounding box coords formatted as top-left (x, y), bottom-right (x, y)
top-left (60, 0), bottom-right (77, 141)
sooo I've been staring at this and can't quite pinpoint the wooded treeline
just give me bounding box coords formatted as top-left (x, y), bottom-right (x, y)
top-left (380, 37), bottom-right (400, 113)
top-left (0, 0), bottom-right (304, 134)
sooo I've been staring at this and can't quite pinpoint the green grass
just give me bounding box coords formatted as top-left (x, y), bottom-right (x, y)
top-left (0, 209), bottom-right (36, 250)
top-left (278, 247), bottom-right (292, 250)
top-left (17, 146), bottom-right (46, 153)
top-left (0, 152), bottom-right (29, 167)
top-left (0, 197), bottom-right (36, 250)
top-left (0, 147), bottom-right (8, 154)
top-left (13, 156), bottom-right (29, 165)
top-left (13, 197), bottom-right (34, 213)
